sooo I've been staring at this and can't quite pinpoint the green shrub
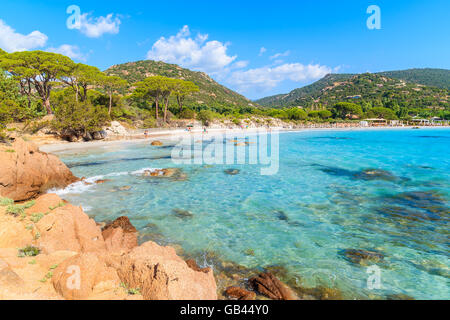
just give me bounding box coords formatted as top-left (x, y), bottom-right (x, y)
top-left (6, 204), bottom-right (25, 217)
top-left (178, 108), bottom-right (196, 119)
top-left (365, 107), bottom-right (398, 120)
top-left (6, 200), bottom-right (34, 217)
top-left (286, 108), bottom-right (308, 120)
top-left (120, 282), bottom-right (141, 295)
top-left (318, 110), bottom-right (333, 119)
top-left (232, 118), bottom-right (242, 126)
top-left (18, 245), bottom-right (40, 257)
top-left (197, 110), bottom-right (221, 125)
top-left (23, 200), bottom-right (35, 209)
top-left (30, 212), bottom-right (44, 223)
top-left (52, 94), bottom-right (109, 138)
top-left (0, 197), bottom-right (14, 206)
top-left (49, 202), bottom-right (65, 211)
top-left (142, 117), bottom-right (157, 128)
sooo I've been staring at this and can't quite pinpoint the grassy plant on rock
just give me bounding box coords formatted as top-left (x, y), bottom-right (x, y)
top-left (0, 197), bottom-right (14, 206)
top-left (18, 245), bottom-right (41, 258)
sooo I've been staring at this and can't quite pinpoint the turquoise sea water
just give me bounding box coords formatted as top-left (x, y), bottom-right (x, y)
top-left (51, 129), bottom-right (450, 299)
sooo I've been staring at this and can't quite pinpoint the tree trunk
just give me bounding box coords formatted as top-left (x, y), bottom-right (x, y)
top-left (178, 96), bottom-right (183, 113)
top-left (44, 97), bottom-right (52, 114)
top-left (164, 97), bottom-right (169, 123)
top-left (108, 92), bottom-right (112, 115)
top-left (155, 98), bottom-right (159, 121)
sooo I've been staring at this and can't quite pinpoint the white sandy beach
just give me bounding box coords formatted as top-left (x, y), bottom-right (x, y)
top-left (39, 125), bottom-right (449, 153)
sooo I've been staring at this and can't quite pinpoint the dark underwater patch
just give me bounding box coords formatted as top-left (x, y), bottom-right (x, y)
top-left (67, 155), bottom-right (173, 168)
top-left (377, 191), bottom-right (449, 222)
top-left (172, 208), bottom-right (194, 219)
top-left (311, 136), bottom-right (353, 140)
top-left (273, 210), bottom-right (289, 221)
top-left (224, 169), bottom-right (240, 175)
top-left (313, 164), bottom-right (408, 183)
top-left (417, 136), bottom-right (449, 139)
top-left (339, 248), bottom-right (385, 265)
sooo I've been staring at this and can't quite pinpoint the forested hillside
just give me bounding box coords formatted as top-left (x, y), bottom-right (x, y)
top-left (105, 60), bottom-right (257, 109)
top-left (378, 68), bottom-right (450, 90)
top-left (255, 73), bottom-right (449, 119)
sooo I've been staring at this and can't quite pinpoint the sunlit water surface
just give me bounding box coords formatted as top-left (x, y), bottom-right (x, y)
top-left (51, 129), bottom-right (450, 299)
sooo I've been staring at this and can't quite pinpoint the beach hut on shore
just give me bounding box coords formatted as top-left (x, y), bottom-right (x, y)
top-left (364, 118), bottom-right (387, 126)
top-left (411, 117), bottom-right (430, 126)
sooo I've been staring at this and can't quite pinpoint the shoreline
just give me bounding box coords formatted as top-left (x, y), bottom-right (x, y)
top-left (39, 125), bottom-right (450, 153)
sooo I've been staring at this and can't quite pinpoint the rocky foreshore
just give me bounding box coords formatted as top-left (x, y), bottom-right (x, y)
top-left (0, 138), bottom-right (306, 300)
top-left (0, 193), bottom-right (217, 300)
top-left (0, 139), bottom-right (217, 300)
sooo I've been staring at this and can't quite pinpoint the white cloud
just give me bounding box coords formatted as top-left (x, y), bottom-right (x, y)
top-left (78, 13), bottom-right (121, 38)
top-left (259, 47), bottom-right (267, 56)
top-left (146, 25), bottom-right (237, 74)
top-left (0, 19), bottom-right (48, 52)
top-left (232, 60), bottom-right (249, 69)
top-left (270, 50), bottom-right (290, 60)
top-left (228, 63), bottom-right (332, 92)
top-left (47, 44), bottom-right (86, 61)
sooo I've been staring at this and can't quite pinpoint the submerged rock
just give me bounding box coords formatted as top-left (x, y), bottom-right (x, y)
top-left (185, 259), bottom-right (211, 274)
top-left (340, 249), bottom-right (384, 265)
top-left (225, 286), bottom-right (256, 300)
top-left (274, 210), bottom-right (289, 221)
top-left (142, 168), bottom-right (185, 180)
top-left (0, 139), bottom-right (78, 201)
top-left (355, 169), bottom-right (398, 181)
top-left (95, 179), bottom-right (111, 184)
top-left (172, 208), bottom-right (193, 219)
top-left (249, 272), bottom-right (299, 300)
top-left (392, 191), bottom-right (446, 209)
top-left (379, 190), bottom-right (449, 222)
top-left (299, 286), bottom-right (343, 300)
top-left (224, 169), bottom-right (240, 175)
top-left (244, 249), bottom-right (255, 256)
top-left (386, 293), bottom-right (415, 300)
top-left (314, 164), bottom-right (404, 183)
top-left (151, 140), bottom-right (163, 146)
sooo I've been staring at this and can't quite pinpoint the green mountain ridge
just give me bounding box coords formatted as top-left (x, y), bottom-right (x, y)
top-left (378, 68), bottom-right (450, 90)
top-left (256, 68), bottom-right (450, 109)
top-left (105, 60), bottom-right (257, 109)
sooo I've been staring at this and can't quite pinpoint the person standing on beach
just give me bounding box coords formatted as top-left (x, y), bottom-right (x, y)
top-left (144, 130), bottom-right (149, 139)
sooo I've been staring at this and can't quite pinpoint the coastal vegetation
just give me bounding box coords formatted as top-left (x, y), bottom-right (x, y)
top-left (256, 73), bottom-right (449, 120)
top-left (0, 49), bottom-right (449, 142)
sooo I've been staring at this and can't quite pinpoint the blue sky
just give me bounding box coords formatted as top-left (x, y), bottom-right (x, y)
top-left (1, 0), bottom-right (449, 99)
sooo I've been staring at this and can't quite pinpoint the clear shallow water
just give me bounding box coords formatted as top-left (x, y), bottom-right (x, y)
top-left (51, 129), bottom-right (450, 299)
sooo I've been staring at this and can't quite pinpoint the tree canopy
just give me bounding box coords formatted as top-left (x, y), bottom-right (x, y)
top-left (332, 102), bottom-right (363, 119)
top-left (133, 76), bottom-right (198, 123)
top-left (0, 51), bottom-right (75, 114)
top-left (99, 75), bottom-right (127, 114)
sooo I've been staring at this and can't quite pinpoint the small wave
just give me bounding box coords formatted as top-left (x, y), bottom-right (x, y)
top-left (131, 167), bottom-right (163, 175)
top-left (47, 167), bottom-right (163, 195)
top-left (48, 179), bottom-right (98, 196)
top-left (82, 205), bottom-right (93, 212)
